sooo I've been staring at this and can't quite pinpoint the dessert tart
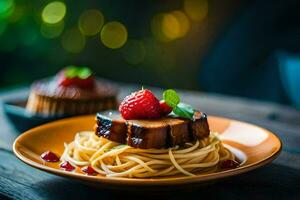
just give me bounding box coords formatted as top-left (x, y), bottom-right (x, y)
top-left (26, 66), bottom-right (118, 116)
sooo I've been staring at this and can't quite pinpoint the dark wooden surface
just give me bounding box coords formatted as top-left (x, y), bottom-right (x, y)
top-left (1, 85), bottom-right (300, 200)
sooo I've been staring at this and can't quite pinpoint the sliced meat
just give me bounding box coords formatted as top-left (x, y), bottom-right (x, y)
top-left (161, 118), bottom-right (190, 147)
top-left (126, 120), bottom-right (169, 149)
top-left (95, 110), bottom-right (210, 149)
top-left (95, 112), bottom-right (127, 144)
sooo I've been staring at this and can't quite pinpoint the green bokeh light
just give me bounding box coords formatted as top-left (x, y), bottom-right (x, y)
top-left (0, 0), bottom-right (15, 19)
top-left (61, 27), bottom-right (85, 53)
top-left (42, 1), bottom-right (66, 24)
top-left (41, 21), bottom-right (64, 39)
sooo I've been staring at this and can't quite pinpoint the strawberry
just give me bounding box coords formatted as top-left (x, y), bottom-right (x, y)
top-left (119, 89), bottom-right (161, 119)
top-left (57, 69), bottom-right (94, 89)
top-left (159, 100), bottom-right (172, 115)
top-left (58, 76), bottom-right (94, 88)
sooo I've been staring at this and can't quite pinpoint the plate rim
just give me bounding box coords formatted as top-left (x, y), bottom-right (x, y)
top-left (13, 114), bottom-right (282, 186)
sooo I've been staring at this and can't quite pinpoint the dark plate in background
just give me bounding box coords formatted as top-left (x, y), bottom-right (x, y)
top-left (2, 99), bottom-right (70, 132)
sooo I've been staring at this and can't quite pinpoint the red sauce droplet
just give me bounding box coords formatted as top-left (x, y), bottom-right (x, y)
top-left (60, 161), bottom-right (75, 171)
top-left (41, 151), bottom-right (60, 162)
top-left (81, 166), bottom-right (98, 175)
top-left (220, 159), bottom-right (240, 169)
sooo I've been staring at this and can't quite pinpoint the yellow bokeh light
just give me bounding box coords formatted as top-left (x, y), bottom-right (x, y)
top-left (184, 0), bottom-right (208, 22)
top-left (79, 9), bottom-right (104, 36)
top-left (171, 10), bottom-right (190, 38)
top-left (162, 13), bottom-right (180, 40)
top-left (41, 21), bottom-right (64, 39)
top-left (152, 12), bottom-right (189, 41)
top-left (100, 21), bottom-right (127, 49)
top-left (121, 40), bottom-right (146, 65)
top-left (42, 1), bottom-right (66, 24)
top-left (61, 27), bottom-right (85, 53)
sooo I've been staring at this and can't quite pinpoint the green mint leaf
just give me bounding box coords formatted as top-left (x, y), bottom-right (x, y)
top-left (173, 102), bottom-right (194, 119)
top-left (64, 66), bottom-right (92, 79)
top-left (163, 89), bottom-right (180, 108)
top-left (78, 67), bottom-right (92, 79)
top-left (65, 66), bottom-right (78, 78)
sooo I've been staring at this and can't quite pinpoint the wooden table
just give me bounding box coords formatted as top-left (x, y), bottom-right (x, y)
top-left (1, 85), bottom-right (300, 200)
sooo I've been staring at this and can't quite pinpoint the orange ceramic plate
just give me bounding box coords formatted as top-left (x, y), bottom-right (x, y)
top-left (13, 115), bottom-right (281, 190)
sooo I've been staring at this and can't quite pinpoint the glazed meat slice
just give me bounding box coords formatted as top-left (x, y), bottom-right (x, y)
top-left (160, 118), bottom-right (190, 147)
top-left (95, 111), bottom-right (210, 149)
top-left (95, 112), bottom-right (127, 144)
top-left (126, 120), bottom-right (169, 149)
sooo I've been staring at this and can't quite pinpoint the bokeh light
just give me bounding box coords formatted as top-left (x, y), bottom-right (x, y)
top-left (42, 1), bottom-right (66, 24)
top-left (100, 21), bottom-right (127, 49)
top-left (184, 0), bottom-right (208, 22)
top-left (40, 21), bottom-right (64, 39)
top-left (79, 9), bottom-right (104, 36)
top-left (0, 0), bottom-right (15, 19)
top-left (121, 40), bottom-right (146, 65)
top-left (152, 12), bottom-right (190, 42)
top-left (162, 13), bottom-right (180, 40)
top-left (171, 10), bottom-right (190, 38)
top-left (61, 27), bottom-right (85, 53)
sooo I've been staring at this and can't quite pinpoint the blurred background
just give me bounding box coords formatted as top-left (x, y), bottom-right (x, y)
top-left (0, 0), bottom-right (300, 107)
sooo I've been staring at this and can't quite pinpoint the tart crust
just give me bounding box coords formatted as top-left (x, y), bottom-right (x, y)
top-left (26, 78), bottom-right (118, 116)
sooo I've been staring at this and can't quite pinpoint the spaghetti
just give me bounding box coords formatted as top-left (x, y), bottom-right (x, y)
top-left (62, 131), bottom-right (234, 178)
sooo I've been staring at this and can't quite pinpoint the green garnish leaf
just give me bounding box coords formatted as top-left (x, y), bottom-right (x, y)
top-left (64, 66), bottom-right (92, 79)
top-left (172, 102), bottom-right (194, 119)
top-left (65, 66), bottom-right (78, 78)
top-left (163, 89), bottom-right (180, 108)
top-left (78, 67), bottom-right (92, 79)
